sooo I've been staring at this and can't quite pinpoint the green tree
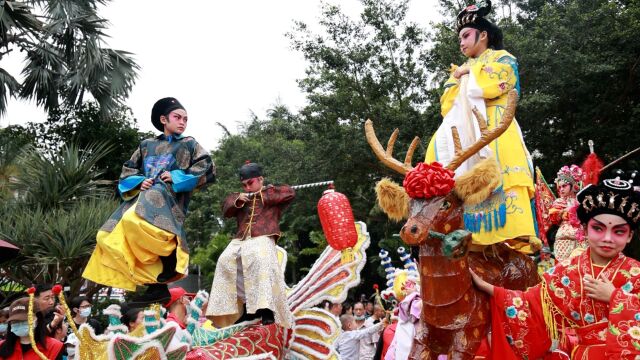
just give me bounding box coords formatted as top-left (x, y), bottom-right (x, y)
top-left (190, 0), bottom-right (438, 292)
top-left (0, 198), bottom-right (117, 298)
top-left (429, 0), bottom-right (640, 177)
top-left (0, 142), bottom-right (116, 298)
top-left (287, 0), bottom-right (435, 291)
top-left (191, 233), bottom-right (231, 288)
top-left (513, 0), bottom-right (640, 175)
top-left (0, 125), bottom-right (35, 199)
top-left (0, 0), bottom-right (139, 115)
top-left (11, 142), bottom-right (114, 210)
top-left (26, 101), bottom-right (153, 180)
top-left (288, 0), bottom-right (435, 220)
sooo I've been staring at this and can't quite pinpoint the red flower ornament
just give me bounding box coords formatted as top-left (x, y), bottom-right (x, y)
top-left (52, 284), bottom-right (63, 295)
top-left (403, 162), bottom-right (455, 199)
top-left (26, 287), bottom-right (36, 295)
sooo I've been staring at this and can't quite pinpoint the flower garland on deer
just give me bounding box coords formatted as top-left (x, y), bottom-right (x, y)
top-left (365, 88), bottom-right (539, 359)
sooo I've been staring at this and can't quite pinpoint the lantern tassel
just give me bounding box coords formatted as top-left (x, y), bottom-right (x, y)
top-left (341, 248), bottom-right (355, 264)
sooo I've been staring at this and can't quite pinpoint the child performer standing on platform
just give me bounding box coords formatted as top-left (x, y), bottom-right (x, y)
top-left (425, 0), bottom-right (540, 253)
top-left (471, 177), bottom-right (640, 359)
top-left (206, 162), bottom-right (294, 328)
top-left (83, 97), bottom-right (215, 305)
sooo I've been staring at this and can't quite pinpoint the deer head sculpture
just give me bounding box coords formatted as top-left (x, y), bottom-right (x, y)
top-left (366, 90), bottom-right (518, 256)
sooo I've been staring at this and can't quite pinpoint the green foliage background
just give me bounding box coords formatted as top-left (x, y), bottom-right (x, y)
top-left (1, 0), bottom-right (640, 304)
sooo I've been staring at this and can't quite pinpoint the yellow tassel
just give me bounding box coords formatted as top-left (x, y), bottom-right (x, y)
top-left (341, 248), bottom-right (354, 264)
top-left (27, 291), bottom-right (48, 360)
top-left (56, 290), bottom-right (79, 337)
top-left (540, 280), bottom-right (559, 341)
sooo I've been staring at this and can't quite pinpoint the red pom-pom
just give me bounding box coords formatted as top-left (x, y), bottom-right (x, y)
top-left (403, 162), bottom-right (455, 199)
top-left (26, 287), bottom-right (36, 295)
top-left (52, 284), bottom-right (62, 295)
top-left (373, 284), bottom-right (379, 290)
top-left (581, 153), bottom-right (604, 186)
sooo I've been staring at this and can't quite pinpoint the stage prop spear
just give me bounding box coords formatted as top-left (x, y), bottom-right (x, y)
top-left (247, 180), bottom-right (334, 197)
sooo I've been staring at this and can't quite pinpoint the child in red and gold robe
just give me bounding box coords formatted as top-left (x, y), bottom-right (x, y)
top-left (472, 177), bottom-right (640, 359)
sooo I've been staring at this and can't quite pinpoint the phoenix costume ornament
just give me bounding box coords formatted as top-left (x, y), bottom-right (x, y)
top-left (70, 223), bottom-right (371, 359)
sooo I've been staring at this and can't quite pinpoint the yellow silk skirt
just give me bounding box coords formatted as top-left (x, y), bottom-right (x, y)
top-left (82, 203), bottom-right (189, 291)
top-left (426, 115), bottom-right (540, 253)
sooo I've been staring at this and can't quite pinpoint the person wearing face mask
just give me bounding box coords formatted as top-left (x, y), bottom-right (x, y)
top-left (353, 302), bottom-right (367, 326)
top-left (352, 302), bottom-right (376, 360)
top-left (471, 176), bottom-right (640, 359)
top-left (0, 309), bottom-right (8, 340)
top-left (425, 0), bottom-right (539, 255)
top-left (0, 297), bottom-right (64, 359)
top-left (69, 296), bottom-right (103, 335)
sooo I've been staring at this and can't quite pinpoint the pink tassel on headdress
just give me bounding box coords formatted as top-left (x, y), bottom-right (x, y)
top-left (581, 140), bottom-right (603, 186)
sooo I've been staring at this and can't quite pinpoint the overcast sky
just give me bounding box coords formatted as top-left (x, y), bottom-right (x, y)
top-left (0, 0), bottom-right (441, 151)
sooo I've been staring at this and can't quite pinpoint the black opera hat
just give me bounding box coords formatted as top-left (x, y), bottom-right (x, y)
top-left (239, 161), bottom-right (263, 180)
top-left (455, 1), bottom-right (504, 50)
top-left (151, 97), bottom-right (185, 132)
top-left (576, 178), bottom-right (640, 228)
top-left (456, 1), bottom-right (493, 33)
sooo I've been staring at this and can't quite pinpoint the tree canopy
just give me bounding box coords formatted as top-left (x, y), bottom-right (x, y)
top-left (3, 0), bottom-right (640, 301)
top-left (0, 0), bottom-right (139, 116)
top-left (0, 103), bottom-right (150, 302)
top-left (190, 0), bottom-right (640, 295)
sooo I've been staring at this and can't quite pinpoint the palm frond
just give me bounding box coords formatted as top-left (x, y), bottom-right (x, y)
top-left (11, 141), bottom-right (115, 210)
top-left (19, 42), bottom-right (65, 111)
top-left (0, 197), bottom-right (117, 289)
top-left (0, 1), bottom-right (43, 42)
top-left (0, 67), bottom-right (20, 116)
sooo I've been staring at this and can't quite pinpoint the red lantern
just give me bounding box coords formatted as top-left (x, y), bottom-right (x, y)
top-left (317, 187), bottom-right (358, 263)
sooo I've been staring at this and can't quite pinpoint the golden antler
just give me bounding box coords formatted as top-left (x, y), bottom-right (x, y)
top-left (446, 89), bottom-right (518, 171)
top-left (365, 119), bottom-right (420, 175)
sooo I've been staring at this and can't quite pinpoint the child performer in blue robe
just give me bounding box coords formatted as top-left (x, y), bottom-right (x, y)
top-left (83, 97), bottom-right (215, 305)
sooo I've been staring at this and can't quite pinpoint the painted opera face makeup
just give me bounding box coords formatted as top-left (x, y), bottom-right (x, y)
top-left (557, 182), bottom-right (573, 198)
top-left (161, 109), bottom-right (188, 135)
top-left (242, 176), bottom-right (263, 193)
top-left (586, 213), bottom-right (633, 265)
top-left (459, 27), bottom-right (486, 58)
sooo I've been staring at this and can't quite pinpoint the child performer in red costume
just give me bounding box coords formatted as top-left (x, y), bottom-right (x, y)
top-left (472, 176), bottom-right (640, 359)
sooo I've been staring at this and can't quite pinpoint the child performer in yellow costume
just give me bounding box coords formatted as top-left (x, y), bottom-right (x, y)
top-left (83, 97), bottom-right (215, 305)
top-left (425, 0), bottom-right (540, 253)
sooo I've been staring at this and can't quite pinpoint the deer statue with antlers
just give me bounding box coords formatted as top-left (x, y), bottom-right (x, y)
top-left (365, 89), bottom-right (540, 359)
